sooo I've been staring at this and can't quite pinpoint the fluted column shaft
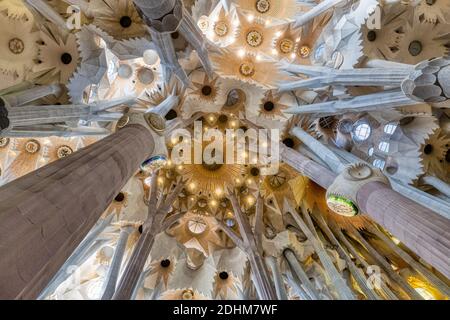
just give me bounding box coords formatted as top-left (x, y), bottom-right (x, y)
top-left (282, 146), bottom-right (450, 280)
top-left (357, 182), bottom-right (450, 279)
top-left (112, 227), bottom-right (156, 299)
top-left (281, 146), bottom-right (336, 188)
top-left (0, 124), bottom-right (155, 299)
top-left (248, 253), bottom-right (277, 300)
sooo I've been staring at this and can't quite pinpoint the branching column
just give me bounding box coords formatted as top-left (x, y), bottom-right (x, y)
top-left (101, 225), bottom-right (136, 300)
top-left (218, 192), bottom-right (277, 300)
top-left (112, 174), bottom-right (185, 300)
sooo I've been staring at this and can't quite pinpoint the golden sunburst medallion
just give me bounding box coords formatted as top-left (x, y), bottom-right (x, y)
top-left (191, 75), bottom-right (220, 102)
top-left (214, 271), bottom-right (239, 299)
top-left (258, 90), bottom-right (289, 119)
top-left (246, 30), bottom-right (264, 47)
top-left (420, 130), bottom-right (449, 178)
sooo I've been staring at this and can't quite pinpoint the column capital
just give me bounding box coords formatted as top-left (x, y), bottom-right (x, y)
top-left (325, 163), bottom-right (389, 217)
top-left (402, 56), bottom-right (450, 105)
top-left (134, 0), bottom-right (183, 33)
top-left (116, 111), bottom-right (168, 161)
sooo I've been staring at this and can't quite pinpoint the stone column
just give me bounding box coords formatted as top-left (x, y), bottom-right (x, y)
top-left (38, 215), bottom-right (114, 299)
top-left (101, 225), bottom-right (135, 300)
top-left (356, 181), bottom-right (450, 279)
top-left (0, 111), bottom-right (165, 299)
top-left (218, 192), bottom-right (277, 300)
top-left (283, 249), bottom-right (319, 300)
top-left (281, 146), bottom-right (335, 188)
top-left (420, 175), bottom-right (450, 198)
top-left (265, 256), bottom-right (288, 300)
top-left (285, 90), bottom-right (419, 116)
top-left (329, 145), bottom-right (450, 218)
top-left (294, 0), bottom-right (348, 27)
top-left (26, 0), bottom-right (69, 30)
top-left (0, 84), bottom-right (62, 108)
top-left (282, 146), bottom-right (450, 281)
top-left (279, 65), bottom-right (411, 91)
top-left (112, 176), bottom-right (185, 300)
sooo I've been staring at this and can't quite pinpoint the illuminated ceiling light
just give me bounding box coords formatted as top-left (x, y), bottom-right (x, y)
top-left (144, 176), bottom-right (152, 186)
top-left (237, 49), bottom-right (246, 58)
top-left (247, 14), bottom-right (255, 22)
top-left (215, 187), bottom-right (223, 196)
top-left (225, 218), bottom-right (235, 227)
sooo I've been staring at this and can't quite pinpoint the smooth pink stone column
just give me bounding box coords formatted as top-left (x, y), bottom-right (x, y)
top-left (357, 182), bottom-right (450, 279)
top-left (282, 146), bottom-right (450, 280)
top-left (0, 124), bottom-right (155, 299)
